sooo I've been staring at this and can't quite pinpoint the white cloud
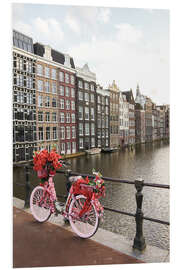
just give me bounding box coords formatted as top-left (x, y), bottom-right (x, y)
top-left (14, 17), bottom-right (64, 47)
top-left (65, 14), bottom-right (81, 35)
top-left (115, 23), bottom-right (143, 44)
top-left (98, 8), bottom-right (111, 23)
top-left (69, 35), bottom-right (169, 104)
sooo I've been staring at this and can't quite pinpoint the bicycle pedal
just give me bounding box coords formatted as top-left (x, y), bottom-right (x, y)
top-left (55, 201), bottom-right (64, 213)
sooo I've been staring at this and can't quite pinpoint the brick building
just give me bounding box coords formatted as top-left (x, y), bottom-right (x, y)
top-left (33, 43), bottom-right (76, 155)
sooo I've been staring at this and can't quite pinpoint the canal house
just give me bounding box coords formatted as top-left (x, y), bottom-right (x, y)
top-left (96, 85), bottom-right (110, 149)
top-left (75, 64), bottom-right (97, 151)
top-left (33, 43), bottom-right (76, 155)
top-left (13, 30), bottom-right (37, 162)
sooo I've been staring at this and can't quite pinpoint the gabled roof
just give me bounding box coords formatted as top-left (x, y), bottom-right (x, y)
top-left (122, 89), bottom-right (135, 104)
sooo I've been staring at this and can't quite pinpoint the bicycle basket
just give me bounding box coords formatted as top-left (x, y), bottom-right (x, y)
top-left (37, 168), bottom-right (48, 179)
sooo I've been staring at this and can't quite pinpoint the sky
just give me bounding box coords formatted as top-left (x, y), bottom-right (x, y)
top-left (12, 3), bottom-right (169, 105)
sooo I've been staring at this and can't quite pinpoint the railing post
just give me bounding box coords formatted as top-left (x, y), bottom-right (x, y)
top-left (133, 178), bottom-right (146, 251)
top-left (24, 166), bottom-right (31, 208)
top-left (65, 169), bottom-right (72, 193)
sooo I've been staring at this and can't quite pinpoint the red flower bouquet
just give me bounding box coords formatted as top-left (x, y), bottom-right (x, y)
top-left (33, 149), bottom-right (62, 181)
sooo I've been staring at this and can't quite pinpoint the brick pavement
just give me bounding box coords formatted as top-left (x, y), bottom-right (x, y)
top-left (13, 207), bottom-right (144, 268)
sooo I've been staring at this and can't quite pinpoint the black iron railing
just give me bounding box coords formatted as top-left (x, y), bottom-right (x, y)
top-left (13, 165), bottom-right (170, 251)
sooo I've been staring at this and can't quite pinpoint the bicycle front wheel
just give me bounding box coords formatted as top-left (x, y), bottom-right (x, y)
top-left (69, 195), bottom-right (99, 238)
top-left (30, 186), bottom-right (51, 222)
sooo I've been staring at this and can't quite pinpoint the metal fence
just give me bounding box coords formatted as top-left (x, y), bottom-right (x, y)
top-left (14, 164), bottom-right (170, 251)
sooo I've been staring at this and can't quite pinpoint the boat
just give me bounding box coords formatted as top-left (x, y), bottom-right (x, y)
top-left (101, 147), bottom-right (119, 153)
top-left (85, 148), bottom-right (101, 155)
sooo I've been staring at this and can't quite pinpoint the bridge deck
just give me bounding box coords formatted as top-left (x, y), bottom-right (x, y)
top-left (13, 207), bottom-right (143, 268)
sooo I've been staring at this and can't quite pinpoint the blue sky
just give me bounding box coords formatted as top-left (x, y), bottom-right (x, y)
top-left (12, 3), bottom-right (169, 104)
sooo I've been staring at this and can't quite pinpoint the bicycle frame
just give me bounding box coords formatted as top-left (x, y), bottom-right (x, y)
top-left (39, 174), bottom-right (104, 220)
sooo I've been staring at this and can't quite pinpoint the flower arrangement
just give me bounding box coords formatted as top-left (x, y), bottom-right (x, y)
top-left (33, 148), bottom-right (62, 181)
top-left (72, 171), bottom-right (105, 199)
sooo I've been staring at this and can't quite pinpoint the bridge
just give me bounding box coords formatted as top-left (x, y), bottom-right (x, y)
top-left (13, 165), bottom-right (170, 267)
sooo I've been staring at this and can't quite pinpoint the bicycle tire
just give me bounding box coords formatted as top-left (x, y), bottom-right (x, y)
top-left (30, 186), bottom-right (51, 222)
top-left (69, 194), bottom-right (99, 238)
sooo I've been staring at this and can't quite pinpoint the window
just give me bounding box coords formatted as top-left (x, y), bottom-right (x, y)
top-left (98, 139), bottom-right (101, 147)
top-left (45, 112), bottom-right (50, 122)
top-left (26, 61), bottom-right (33, 73)
top-left (46, 127), bottom-right (50, 140)
top-left (78, 91), bottom-right (83, 100)
top-left (37, 80), bottom-right (43, 92)
top-left (98, 105), bottom-right (101, 113)
top-left (38, 127), bottom-right (43, 141)
top-left (98, 129), bottom-right (101, 138)
top-left (59, 71), bottom-right (64, 82)
top-left (72, 126), bottom-right (76, 138)
top-left (52, 82), bottom-right (57, 93)
top-left (52, 112), bottom-right (57, 122)
top-left (61, 142), bottom-right (65, 153)
top-left (71, 113), bottom-right (75, 123)
top-left (79, 106), bottom-right (83, 120)
top-left (19, 74), bottom-right (24, 87)
top-left (71, 101), bottom-right (75, 111)
top-left (85, 107), bottom-right (89, 120)
top-left (45, 96), bottom-right (50, 107)
top-left (65, 73), bottom-right (70, 83)
top-left (106, 98), bottom-right (109, 105)
top-left (85, 82), bottom-right (89, 90)
top-left (38, 111), bottom-right (43, 122)
top-left (72, 142), bottom-right (76, 152)
top-left (66, 100), bottom-right (70, 110)
top-left (85, 93), bottom-right (89, 102)
top-left (71, 75), bottom-right (75, 85)
top-left (71, 88), bottom-right (75, 98)
top-left (66, 142), bottom-right (71, 152)
top-left (66, 126), bottom-right (71, 139)
top-left (91, 108), bottom-right (95, 121)
top-left (79, 138), bottom-right (83, 148)
top-left (60, 99), bottom-right (64, 109)
top-left (105, 106), bottom-right (109, 114)
top-left (66, 87), bottom-right (70, 97)
top-left (60, 127), bottom-right (65, 139)
top-left (98, 96), bottom-right (101, 103)
top-left (26, 76), bottom-right (33, 89)
top-left (85, 123), bottom-right (89, 135)
top-left (106, 129), bottom-right (109, 138)
top-left (79, 123), bottom-right (83, 136)
top-left (91, 84), bottom-right (94, 91)
top-left (60, 85), bottom-right (64, 96)
top-left (91, 123), bottom-right (95, 135)
top-left (53, 127), bottom-right (57, 139)
top-left (45, 81), bottom-right (50, 93)
top-left (78, 81), bottom-right (83, 88)
top-left (38, 96), bottom-right (43, 107)
top-left (66, 113), bottom-right (70, 123)
top-left (91, 94), bottom-right (94, 103)
top-left (45, 67), bottom-right (50, 78)
top-left (60, 113), bottom-right (65, 123)
top-left (52, 69), bottom-right (56, 80)
top-left (91, 137), bottom-right (95, 147)
top-left (52, 98), bottom-right (57, 107)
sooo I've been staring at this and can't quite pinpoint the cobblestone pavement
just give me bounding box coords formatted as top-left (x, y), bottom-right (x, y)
top-left (13, 207), bottom-right (144, 268)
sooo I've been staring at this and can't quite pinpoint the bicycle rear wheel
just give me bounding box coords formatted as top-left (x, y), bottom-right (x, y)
top-left (69, 195), bottom-right (99, 238)
top-left (30, 186), bottom-right (51, 222)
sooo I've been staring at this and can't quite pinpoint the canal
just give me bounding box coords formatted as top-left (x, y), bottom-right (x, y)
top-left (13, 140), bottom-right (169, 250)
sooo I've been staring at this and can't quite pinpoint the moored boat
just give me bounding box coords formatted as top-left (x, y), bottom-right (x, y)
top-left (85, 148), bottom-right (101, 155)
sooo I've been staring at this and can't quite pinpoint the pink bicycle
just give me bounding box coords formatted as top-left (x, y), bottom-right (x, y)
top-left (30, 161), bottom-right (105, 239)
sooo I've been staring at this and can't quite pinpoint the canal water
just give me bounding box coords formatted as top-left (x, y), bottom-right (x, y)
top-left (13, 140), bottom-right (169, 250)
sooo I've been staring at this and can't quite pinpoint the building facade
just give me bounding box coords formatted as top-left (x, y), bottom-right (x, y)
top-left (135, 103), bottom-right (145, 144)
top-left (33, 43), bottom-right (76, 155)
top-left (123, 90), bottom-right (135, 145)
top-left (107, 80), bottom-right (120, 148)
top-left (76, 64), bottom-right (97, 151)
top-left (13, 30), bottom-right (37, 162)
top-left (96, 85), bottom-right (110, 149)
